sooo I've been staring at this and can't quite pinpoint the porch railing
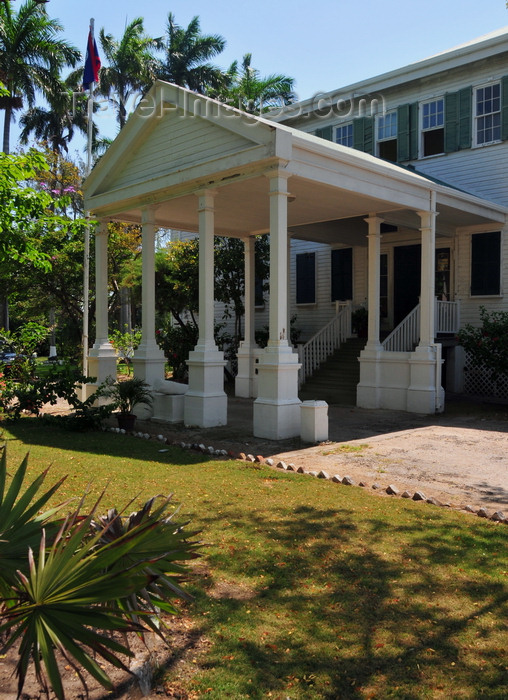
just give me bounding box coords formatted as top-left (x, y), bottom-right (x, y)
top-left (297, 301), bottom-right (351, 386)
top-left (382, 300), bottom-right (461, 352)
top-left (382, 304), bottom-right (420, 352)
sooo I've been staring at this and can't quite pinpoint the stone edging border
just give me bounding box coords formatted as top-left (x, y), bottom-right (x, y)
top-left (106, 426), bottom-right (507, 525)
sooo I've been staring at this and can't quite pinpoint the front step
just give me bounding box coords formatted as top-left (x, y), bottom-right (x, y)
top-left (299, 338), bottom-right (366, 405)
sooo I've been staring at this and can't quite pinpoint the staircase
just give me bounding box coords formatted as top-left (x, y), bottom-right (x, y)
top-left (299, 337), bottom-right (366, 405)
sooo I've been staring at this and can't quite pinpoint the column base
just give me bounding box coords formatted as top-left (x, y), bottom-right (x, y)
top-left (86, 343), bottom-right (117, 400)
top-left (184, 348), bottom-right (227, 427)
top-left (253, 398), bottom-right (301, 440)
top-left (184, 392), bottom-right (227, 428)
top-left (235, 342), bottom-right (261, 398)
top-left (407, 345), bottom-right (444, 414)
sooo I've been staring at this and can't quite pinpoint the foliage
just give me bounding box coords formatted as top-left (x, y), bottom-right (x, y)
top-left (0, 0), bottom-right (80, 153)
top-left (101, 376), bottom-right (153, 415)
top-left (255, 315), bottom-right (301, 348)
top-left (457, 306), bottom-right (508, 381)
top-left (154, 12), bottom-right (226, 94)
top-left (0, 447), bottom-right (200, 699)
top-left (0, 150), bottom-right (85, 271)
top-left (98, 17), bottom-right (159, 130)
top-left (154, 238), bottom-right (199, 329)
top-left (90, 495), bottom-right (200, 640)
top-left (156, 321), bottom-right (198, 381)
top-left (109, 326), bottom-right (142, 375)
top-left (214, 53), bottom-right (296, 114)
top-left (351, 306), bottom-right (368, 335)
top-left (0, 447), bottom-right (65, 598)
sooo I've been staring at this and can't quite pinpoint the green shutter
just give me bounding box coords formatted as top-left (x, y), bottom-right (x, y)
top-left (445, 88), bottom-right (471, 152)
top-left (397, 102), bottom-right (418, 161)
top-left (315, 125), bottom-right (333, 141)
top-left (501, 75), bottom-right (508, 141)
top-left (457, 87), bottom-right (472, 150)
top-left (444, 92), bottom-right (458, 152)
top-left (353, 117), bottom-right (374, 154)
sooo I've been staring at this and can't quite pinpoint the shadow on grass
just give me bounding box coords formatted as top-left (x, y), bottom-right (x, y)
top-left (177, 505), bottom-right (508, 699)
top-left (2, 416), bottom-right (207, 467)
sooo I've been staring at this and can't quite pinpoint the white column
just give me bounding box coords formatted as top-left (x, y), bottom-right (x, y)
top-left (235, 235), bottom-right (259, 398)
top-left (407, 197), bottom-right (443, 414)
top-left (417, 207), bottom-right (437, 349)
top-left (364, 215), bottom-right (384, 352)
top-left (253, 170), bottom-right (301, 440)
top-left (132, 205), bottom-right (166, 393)
top-left (87, 220), bottom-right (117, 397)
top-left (184, 189), bottom-right (227, 427)
top-left (356, 215), bottom-right (383, 409)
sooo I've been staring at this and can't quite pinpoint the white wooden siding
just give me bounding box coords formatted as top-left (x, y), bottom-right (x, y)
top-left (111, 111), bottom-right (255, 191)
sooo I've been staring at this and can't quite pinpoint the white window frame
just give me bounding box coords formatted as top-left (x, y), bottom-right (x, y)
top-left (474, 81), bottom-right (502, 148)
top-left (376, 111), bottom-right (397, 142)
top-left (334, 122), bottom-right (353, 147)
top-left (420, 97), bottom-right (445, 157)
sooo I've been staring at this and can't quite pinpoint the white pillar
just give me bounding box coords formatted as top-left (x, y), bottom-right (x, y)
top-left (407, 198), bottom-right (444, 414)
top-left (253, 171), bottom-right (301, 440)
top-left (184, 189), bottom-right (227, 427)
top-left (356, 215), bottom-right (384, 409)
top-left (87, 220), bottom-right (116, 397)
top-left (236, 235), bottom-right (259, 398)
top-left (364, 215), bottom-right (384, 353)
top-left (132, 205), bottom-right (166, 392)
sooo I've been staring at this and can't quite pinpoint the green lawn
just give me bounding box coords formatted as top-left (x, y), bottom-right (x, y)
top-left (2, 419), bottom-right (508, 699)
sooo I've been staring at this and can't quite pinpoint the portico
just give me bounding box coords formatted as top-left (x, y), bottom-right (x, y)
top-left (83, 81), bottom-right (506, 437)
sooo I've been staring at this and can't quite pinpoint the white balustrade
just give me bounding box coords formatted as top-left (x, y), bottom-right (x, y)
top-left (298, 302), bottom-right (351, 386)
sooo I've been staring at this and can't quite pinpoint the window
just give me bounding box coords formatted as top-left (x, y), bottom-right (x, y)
top-left (331, 248), bottom-right (353, 301)
top-left (422, 98), bottom-right (444, 156)
top-left (475, 83), bottom-right (501, 146)
top-left (471, 231), bottom-right (501, 296)
top-left (335, 123), bottom-right (353, 147)
top-left (296, 252), bottom-right (316, 304)
top-left (376, 112), bottom-right (397, 161)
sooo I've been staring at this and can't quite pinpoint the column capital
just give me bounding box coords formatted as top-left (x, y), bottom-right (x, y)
top-left (417, 209), bottom-right (438, 231)
top-left (363, 215), bottom-right (385, 228)
top-left (141, 204), bottom-right (157, 226)
top-left (95, 219), bottom-right (109, 236)
top-left (265, 168), bottom-right (291, 188)
top-left (195, 188), bottom-right (218, 210)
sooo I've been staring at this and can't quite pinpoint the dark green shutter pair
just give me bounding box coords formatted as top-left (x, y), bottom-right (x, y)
top-left (397, 103), bottom-right (419, 161)
top-left (444, 88), bottom-right (472, 152)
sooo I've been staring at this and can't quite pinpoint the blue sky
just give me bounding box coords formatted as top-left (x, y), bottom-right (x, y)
top-left (8, 0), bottom-right (508, 153)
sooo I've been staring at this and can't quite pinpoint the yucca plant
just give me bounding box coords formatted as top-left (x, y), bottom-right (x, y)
top-left (0, 448), bottom-right (201, 699)
top-left (0, 446), bottom-right (67, 598)
top-left (90, 495), bottom-right (201, 640)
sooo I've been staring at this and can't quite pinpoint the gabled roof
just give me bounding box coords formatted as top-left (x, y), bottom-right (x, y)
top-left (84, 82), bottom-right (507, 240)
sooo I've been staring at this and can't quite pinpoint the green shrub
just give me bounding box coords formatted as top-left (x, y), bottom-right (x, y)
top-left (457, 306), bottom-right (508, 381)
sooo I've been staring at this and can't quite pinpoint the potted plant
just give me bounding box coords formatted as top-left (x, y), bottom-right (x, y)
top-left (103, 377), bottom-right (153, 431)
top-left (352, 306), bottom-right (368, 338)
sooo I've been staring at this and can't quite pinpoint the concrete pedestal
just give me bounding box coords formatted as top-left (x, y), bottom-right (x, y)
top-left (184, 349), bottom-right (227, 427)
top-left (301, 400), bottom-right (328, 443)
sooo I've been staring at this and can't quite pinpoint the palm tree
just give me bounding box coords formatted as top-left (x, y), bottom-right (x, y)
top-left (217, 53), bottom-right (296, 114)
top-left (0, 0), bottom-right (80, 153)
top-left (19, 75), bottom-right (93, 154)
top-left (155, 12), bottom-right (226, 94)
top-left (97, 17), bottom-right (159, 131)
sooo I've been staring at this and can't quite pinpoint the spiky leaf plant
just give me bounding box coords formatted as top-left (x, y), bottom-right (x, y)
top-left (0, 446), bottom-right (66, 597)
top-left (90, 495), bottom-right (201, 639)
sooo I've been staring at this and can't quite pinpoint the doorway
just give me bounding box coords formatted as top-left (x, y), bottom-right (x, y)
top-left (393, 244), bottom-right (421, 327)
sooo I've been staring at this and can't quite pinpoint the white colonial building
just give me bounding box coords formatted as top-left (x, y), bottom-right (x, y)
top-left (83, 28), bottom-right (508, 438)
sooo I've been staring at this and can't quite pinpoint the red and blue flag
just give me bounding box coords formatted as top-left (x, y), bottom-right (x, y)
top-left (83, 29), bottom-right (101, 90)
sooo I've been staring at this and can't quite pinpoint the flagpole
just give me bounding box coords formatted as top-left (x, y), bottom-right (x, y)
top-left (82, 17), bottom-right (95, 395)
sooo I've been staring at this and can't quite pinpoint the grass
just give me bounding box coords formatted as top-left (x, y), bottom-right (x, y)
top-left (2, 418), bottom-right (508, 699)
top-left (321, 443), bottom-right (371, 455)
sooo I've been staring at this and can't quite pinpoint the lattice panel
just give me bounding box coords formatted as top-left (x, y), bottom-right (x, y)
top-left (464, 354), bottom-right (508, 399)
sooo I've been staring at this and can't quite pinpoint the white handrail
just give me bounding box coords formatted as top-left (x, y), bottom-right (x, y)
top-left (382, 304), bottom-right (420, 352)
top-left (382, 299), bottom-right (461, 352)
top-left (298, 302), bottom-right (351, 385)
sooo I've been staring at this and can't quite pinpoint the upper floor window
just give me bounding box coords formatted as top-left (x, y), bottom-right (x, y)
top-left (335, 123), bottom-right (353, 147)
top-left (475, 83), bottom-right (501, 146)
top-left (471, 231), bottom-right (501, 296)
top-left (421, 98), bottom-right (444, 156)
top-left (376, 112), bottom-right (397, 161)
